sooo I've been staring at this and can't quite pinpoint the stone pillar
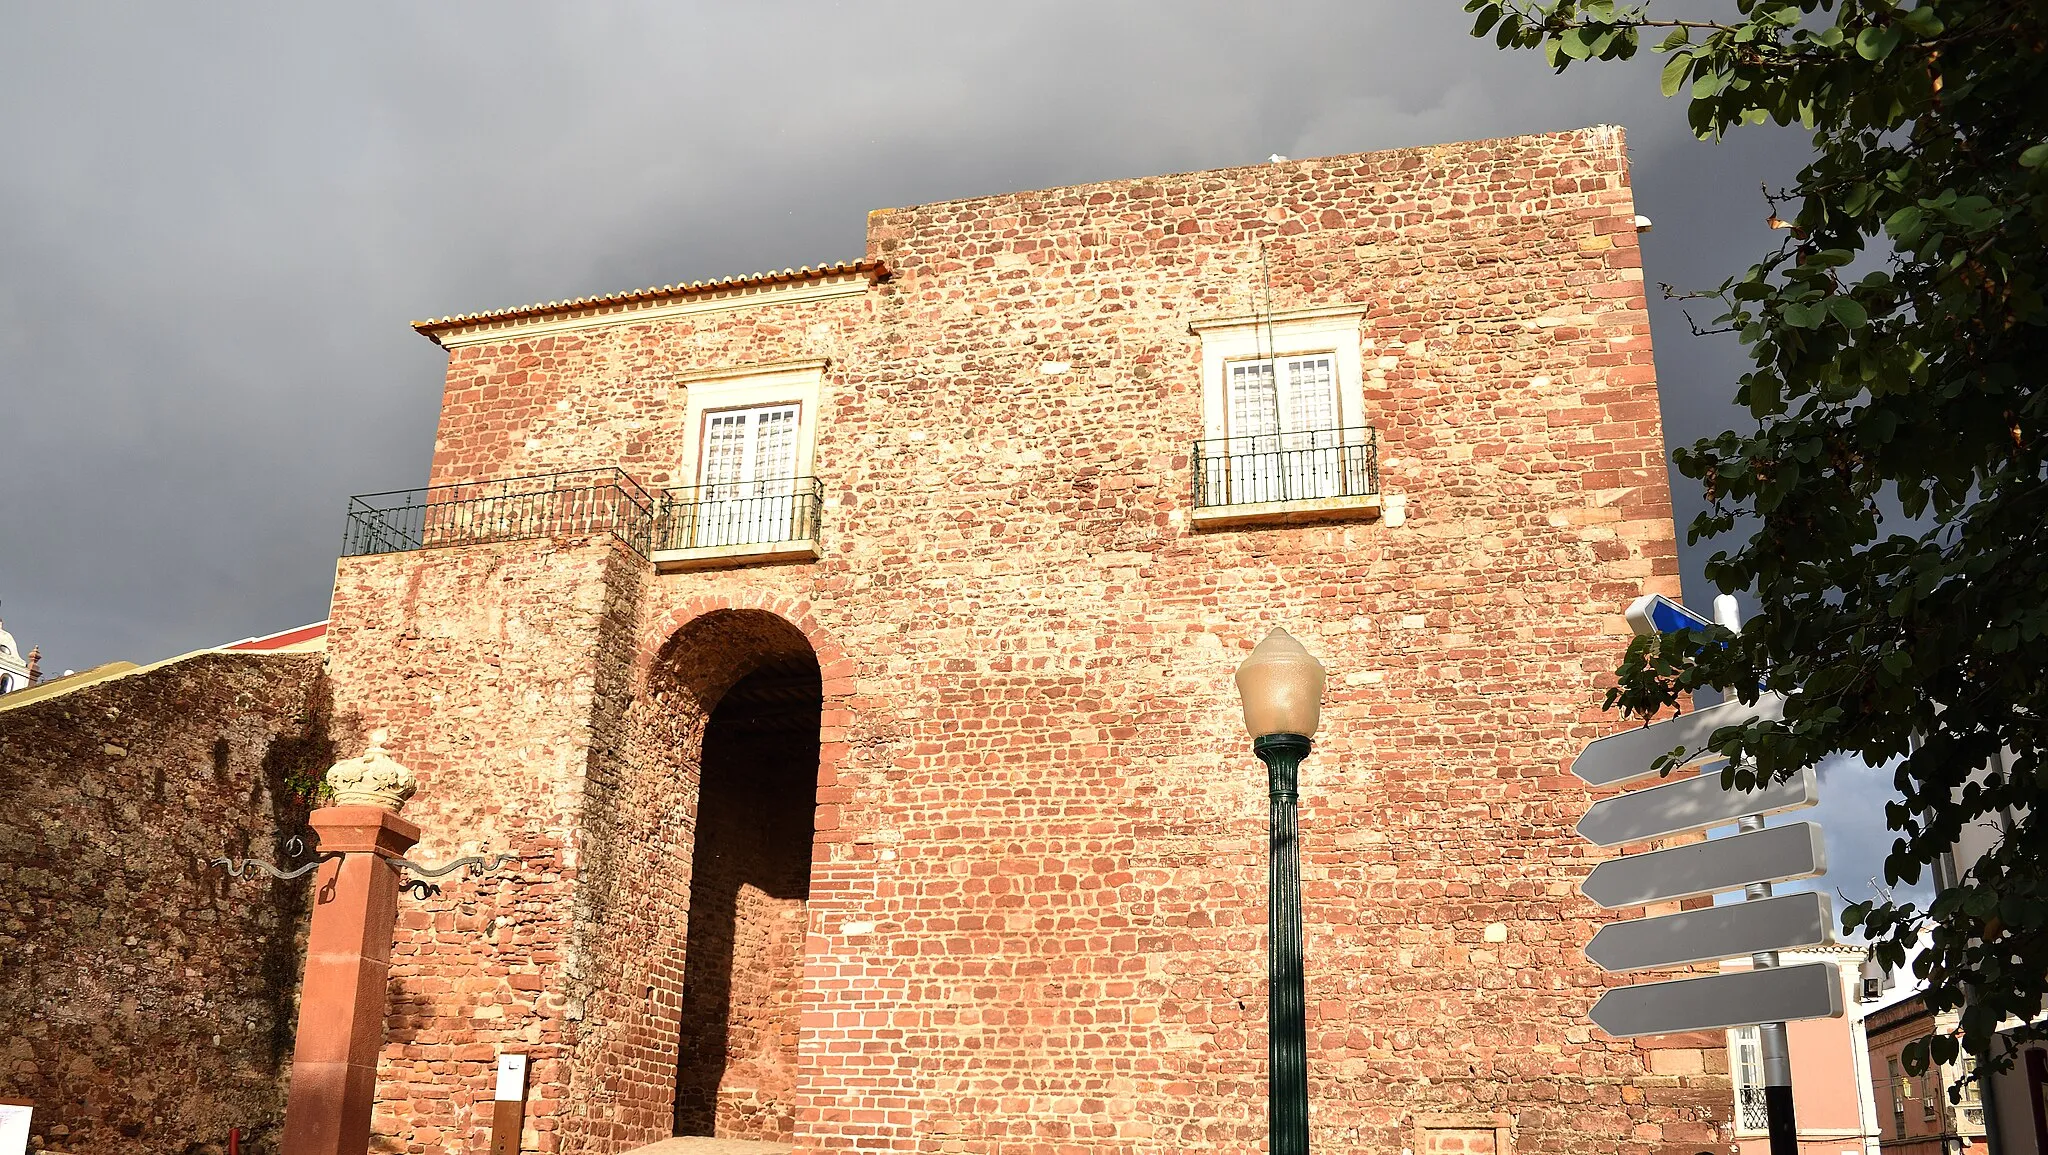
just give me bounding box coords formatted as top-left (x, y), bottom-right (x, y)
top-left (281, 735), bottom-right (419, 1155)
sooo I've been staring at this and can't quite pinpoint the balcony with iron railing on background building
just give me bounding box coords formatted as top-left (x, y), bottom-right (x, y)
top-left (340, 468), bottom-right (824, 571)
top-left (1190, 426), bottom-right (1380, 528)
top-left (1735, 1086), bottom-right (1771, 1134)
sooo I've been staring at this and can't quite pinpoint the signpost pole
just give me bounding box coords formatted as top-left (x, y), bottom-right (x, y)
top-left (1739, 812), bottom-right (1800, 1155)
top-left (1583, 594), bottom-right (1840, 1150)
top-left (1712, 596), bottom-right (1798, 1155)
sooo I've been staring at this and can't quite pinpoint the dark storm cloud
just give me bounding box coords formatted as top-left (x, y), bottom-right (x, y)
top-left (1, 0), bottom-right (1885, 902)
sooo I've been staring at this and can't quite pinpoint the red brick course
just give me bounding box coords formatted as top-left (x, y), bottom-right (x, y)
top-left (330, 127), bottom-right (1721, 1154)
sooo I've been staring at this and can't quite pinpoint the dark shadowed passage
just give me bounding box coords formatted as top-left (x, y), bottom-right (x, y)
top-left (672, 656), bottom-right (821, 1142)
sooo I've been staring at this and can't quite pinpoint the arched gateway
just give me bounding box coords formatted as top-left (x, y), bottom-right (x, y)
top-left (644, 608), bottom-right (823, 1144)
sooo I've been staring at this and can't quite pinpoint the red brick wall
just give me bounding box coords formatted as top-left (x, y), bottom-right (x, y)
top-left (0, 652), bottom-right (329, 1155)
top-left (343, 127), bottom-right (1721, 1154)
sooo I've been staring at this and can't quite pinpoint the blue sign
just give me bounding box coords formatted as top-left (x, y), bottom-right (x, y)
top-left (1625, 593), bottom-right (1715, 638)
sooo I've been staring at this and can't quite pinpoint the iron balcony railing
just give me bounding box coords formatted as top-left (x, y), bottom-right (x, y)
top-left (342, 468), bottom-right (657, 560)
top-left (1736, 1085), bottom-right (1770, 1132)
top-left (656, 476), bottom-right (824, 554)
top-left (1191, 425), bottom-right (1379, 509)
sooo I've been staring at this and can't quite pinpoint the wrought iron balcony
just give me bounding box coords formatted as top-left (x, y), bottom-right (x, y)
top-left (1736, 1085), bottom-right (1770, 1132)
top-left (341, 468), bottom-right (656, 560)
top-left (1191, 426), bottom-right (1380, 526)
top-left (339, 468), bottom-right (826, 570)
top-left (653, 476), bottom-right (824, 569)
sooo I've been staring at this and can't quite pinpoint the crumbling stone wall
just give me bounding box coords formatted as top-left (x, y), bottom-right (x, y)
top-left (357, 126), bottom-right (1724, 1154)
top-left (0, 652), bottom-right (329, 1155)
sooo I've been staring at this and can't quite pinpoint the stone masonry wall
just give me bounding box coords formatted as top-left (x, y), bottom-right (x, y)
top-left (0, 652), bottom-right (330, 1155)
top-left (356, 126), bottom-right (1723, 1154)
top-left (324, 540), bottom-right (628, 1155)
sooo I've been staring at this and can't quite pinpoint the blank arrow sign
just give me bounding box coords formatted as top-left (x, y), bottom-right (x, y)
top-left (1577, 766), bottom-right (1818, 847)
top-left (1585, 891), bottom-right (1834, 972)
top-left (1589, 962), bottom-right (1845, 1037)
top-left (1572, 693), bottom-right (1786, 788)
top-left (1581, 821), bottom-right (1826, 909)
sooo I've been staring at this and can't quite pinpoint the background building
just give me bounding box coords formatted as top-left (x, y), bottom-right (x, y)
top-left (1724, 946), bottom-right (1884, 1155)
top-left (1864, 992), bottom-right (1991, 1154)
top-left (0, 619), bottom-right (39, 694)
top-left (0, 624), bottom-right (330, 1154)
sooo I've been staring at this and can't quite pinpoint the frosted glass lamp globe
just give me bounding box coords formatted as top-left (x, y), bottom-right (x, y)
top-left (1233, 628), bottom-right (1326, 739)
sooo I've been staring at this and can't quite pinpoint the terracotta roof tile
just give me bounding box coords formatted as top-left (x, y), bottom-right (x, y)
top-left (412, 259), bottom-right (885, 343)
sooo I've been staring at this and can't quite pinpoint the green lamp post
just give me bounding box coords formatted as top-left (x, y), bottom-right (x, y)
top-left (1235, 627), bottom-right (1327, 1155)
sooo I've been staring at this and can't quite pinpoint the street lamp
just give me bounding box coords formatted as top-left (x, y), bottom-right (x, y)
top-left (1235, 627), bottom-right (1326, 1155)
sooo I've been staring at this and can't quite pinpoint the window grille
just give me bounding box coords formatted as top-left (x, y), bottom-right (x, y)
top-left (1731, 1027), bottom-right (1770, 1132)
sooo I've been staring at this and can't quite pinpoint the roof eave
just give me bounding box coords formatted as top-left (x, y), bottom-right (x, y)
top-left (411, 259), bottom-right (886, 347)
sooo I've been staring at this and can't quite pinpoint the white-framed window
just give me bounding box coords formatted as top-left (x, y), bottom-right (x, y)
top-left (1731, 1027), bottom-right (1769, 1132)
top-left (1220, 352), bottom-right (1350, 504)
top-left (693, 403), bottom-right (802, 547)
top-left (663, 359), bottom-right (826, 556)
top-left (1190, 305), bottom-right (1373, 509)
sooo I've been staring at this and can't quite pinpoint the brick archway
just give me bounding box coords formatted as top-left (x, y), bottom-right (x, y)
top-left (636, 597), bottom-right (852, 1144)
top-left (637, 592), bottom-right (855, 801)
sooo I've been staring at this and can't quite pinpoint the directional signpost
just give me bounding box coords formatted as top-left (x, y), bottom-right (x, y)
top-left (1576, 766), bottom-right (1817, 847)
top-left (1587, 961), bottom-right (1844, 1038)
top-left (1574, 593), bottom-right (1835, 1155)
top-left (1571, 690), bottom-right (1787, 788)
top-left (1585, 891), bottom-right (1835, 973)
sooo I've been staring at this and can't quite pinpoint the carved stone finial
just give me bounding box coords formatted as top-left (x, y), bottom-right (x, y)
top-left (324, 729), bottom-right (418, 813)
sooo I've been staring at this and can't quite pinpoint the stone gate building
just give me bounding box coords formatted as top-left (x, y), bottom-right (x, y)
top-left (321, 126), bottom-right (1720, 1154)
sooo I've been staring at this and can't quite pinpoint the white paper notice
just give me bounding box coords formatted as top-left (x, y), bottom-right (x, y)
top-left (495, 1054), bottom-right (528, 1102)
top-left (0, 1103), bottom-right (31, 1155)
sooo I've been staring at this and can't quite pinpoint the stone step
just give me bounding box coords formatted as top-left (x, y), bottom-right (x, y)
top-left (620, 1140), bottom-right (793, 1155)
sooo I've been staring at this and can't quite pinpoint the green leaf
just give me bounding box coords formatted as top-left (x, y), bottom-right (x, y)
top-left (1656, 26), bottom-right (1690, 52)
top-left (1782, 302), bottom-right (1825, 328)
top-left (1829, 297), bottom-right (1869, 327)
top-left (1661, 52), bottom-right (1692, 97)
top-left (1472, 3), bottom-right (1502, 37)
top-left (2021, 143), bottom-right (2048, 169)
top-left (1857, 25), bottom-right (1904, 61)
top-left (1885, 205), bottom-right (1925, 241)
top-left (1899, 6), bottom-right (1944, 36)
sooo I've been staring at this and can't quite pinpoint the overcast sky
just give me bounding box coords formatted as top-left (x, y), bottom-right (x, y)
top-left (0, 2), bottom-right (1915, 914)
